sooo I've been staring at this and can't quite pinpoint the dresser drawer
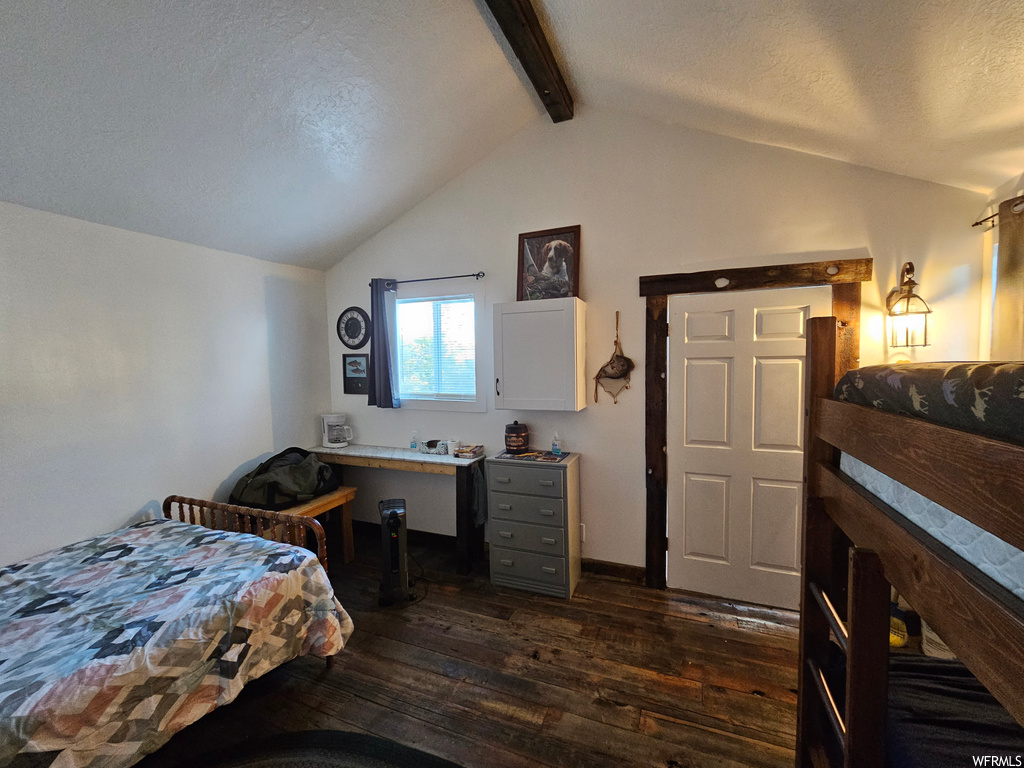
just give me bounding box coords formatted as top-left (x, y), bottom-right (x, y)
top-left (490, 546), bottom-right (566, 586)
top-left (488, 464), bottom-right (563, 497)
top-left (489, 492), bottom-right (564, 527)
top-left (489, 519), bottom-right (565, 554)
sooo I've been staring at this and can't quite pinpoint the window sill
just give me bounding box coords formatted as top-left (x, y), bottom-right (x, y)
top-left (399, 396), bottom-right (486, 413)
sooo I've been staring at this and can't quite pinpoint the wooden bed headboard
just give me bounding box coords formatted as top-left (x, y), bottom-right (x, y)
top-left (798, 316), bottom-right (1024, 767)
top-left (162, 495), bottom-right (328, 571)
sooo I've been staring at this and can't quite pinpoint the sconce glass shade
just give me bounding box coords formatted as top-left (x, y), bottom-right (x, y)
top-left (886, 262), bottom-right (931, 348)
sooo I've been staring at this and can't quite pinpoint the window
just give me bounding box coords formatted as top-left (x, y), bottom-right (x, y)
top-left (392, 282), bottom-right (484, 412)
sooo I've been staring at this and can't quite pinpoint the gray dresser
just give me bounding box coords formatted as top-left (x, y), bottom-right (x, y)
top-left (486, 453), bottom-right (580, 598)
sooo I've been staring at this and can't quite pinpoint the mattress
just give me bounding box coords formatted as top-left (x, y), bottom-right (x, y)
top-left (825, 646), bottom-right (1024, 768)
top-left (840, 452), bottom-right (1024, 601)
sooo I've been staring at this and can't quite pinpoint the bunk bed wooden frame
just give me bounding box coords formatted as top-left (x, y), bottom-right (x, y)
top-left (797, 317), bottom-right (1024, 768)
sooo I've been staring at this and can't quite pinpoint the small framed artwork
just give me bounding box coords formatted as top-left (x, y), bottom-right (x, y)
top-left (517, 224), bottom-right (581, 301)
top-left (343, 354), bottom-right (369, 395)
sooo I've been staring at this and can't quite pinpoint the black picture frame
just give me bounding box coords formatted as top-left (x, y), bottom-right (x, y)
top-left (517, 224), bottom-right (581, 301)
top-left (343, 354), bottom-right (369, 395)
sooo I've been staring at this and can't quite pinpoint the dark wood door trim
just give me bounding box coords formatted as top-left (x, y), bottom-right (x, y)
top-left (639, 257), bottom-right (872, 298)
top-left (482, 0), bottom-right (574, 123)
top-left (640, 258), bottom-right (872, 589)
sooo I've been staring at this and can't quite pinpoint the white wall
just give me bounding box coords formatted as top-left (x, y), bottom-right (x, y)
top-left (325, 106), bottom-right (987, 567)
top-left (0, 202), bottom-right (331, 566)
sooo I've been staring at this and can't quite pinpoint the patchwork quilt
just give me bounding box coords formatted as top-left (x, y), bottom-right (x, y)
top-left (0, 518), bottom-right (354, 768)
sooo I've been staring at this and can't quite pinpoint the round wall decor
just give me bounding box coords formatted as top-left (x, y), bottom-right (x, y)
top-left (337, 306), bottom-right (371, 349)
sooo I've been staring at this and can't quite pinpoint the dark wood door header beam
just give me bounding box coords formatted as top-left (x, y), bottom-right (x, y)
top-left (483, 0), bottom-right (574, 123)
top-left (639, 258), bottom-right (873, 298)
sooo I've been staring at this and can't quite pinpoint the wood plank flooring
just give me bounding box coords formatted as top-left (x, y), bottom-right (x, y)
top-left (137, 531), bottom-right (799, 768)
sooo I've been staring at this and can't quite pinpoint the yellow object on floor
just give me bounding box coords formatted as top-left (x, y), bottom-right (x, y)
top-left (890, 614), bottom-right (908, 648)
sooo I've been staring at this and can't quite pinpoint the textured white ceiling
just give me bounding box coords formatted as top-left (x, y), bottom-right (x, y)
top-left (3, 1), bottom-right (1022, 269)
top-left (0, 0), bottom-right (539, 269)
top-left (537, 0), bottom-right (1024, 194)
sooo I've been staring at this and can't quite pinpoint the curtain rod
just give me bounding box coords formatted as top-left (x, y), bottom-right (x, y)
top-left (369, 272), bottom-right (485, 289)
top-left (972, 212), bottom-right (998, 228)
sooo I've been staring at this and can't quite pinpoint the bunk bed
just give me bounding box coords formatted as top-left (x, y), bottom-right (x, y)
top-left (797, 317), bottom-right (1024, 768)
top-left (0, 497), bottom-right (353, 768)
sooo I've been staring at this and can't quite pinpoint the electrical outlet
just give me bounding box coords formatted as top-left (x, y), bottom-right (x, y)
top-left (580, 523), bottom-right (586, 542)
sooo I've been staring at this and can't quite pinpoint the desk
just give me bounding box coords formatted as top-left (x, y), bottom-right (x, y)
top-left (286, 486), bottom-right (357, 566)
top-left (314, 445), bottom-right (486, 574)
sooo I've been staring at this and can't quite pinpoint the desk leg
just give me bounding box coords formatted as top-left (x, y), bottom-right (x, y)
top-left (326, 465), bottom-right (355, 567)
top-left (455, 464), bottom-right (483, 575)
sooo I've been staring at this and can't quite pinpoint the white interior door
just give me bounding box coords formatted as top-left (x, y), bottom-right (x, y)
top-left (666, 286), bottom-right (832, 609)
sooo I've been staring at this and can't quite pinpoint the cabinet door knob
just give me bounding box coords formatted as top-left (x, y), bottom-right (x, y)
top-left (499, 531), bottom-right (513, 538)
top-left (495, 377), bottom-right (500, 396)
top-left (541, 537), bottom-right (555, 545)
top-left (498, 504), bottom-right (512, 511)
top-left (538, 480), bottom-right (555, 487)
top-left (541, 566), bottom-right (557, 574)
top-left (500, 559), bottom-right (514, 567)
top-left (540, 509), bottom-right (554, 516)
top-left (496, 477), bottom-right (511, 484)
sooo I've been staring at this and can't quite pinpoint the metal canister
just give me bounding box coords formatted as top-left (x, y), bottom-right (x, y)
top-left (504, 420), bottom-right (529, 454)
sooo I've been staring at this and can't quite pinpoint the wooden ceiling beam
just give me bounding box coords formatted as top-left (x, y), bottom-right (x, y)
top-left (483, 0), bottom-right (574, 123)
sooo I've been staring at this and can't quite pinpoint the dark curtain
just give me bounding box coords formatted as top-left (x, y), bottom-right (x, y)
top-left (993, 195), bottom-right (1024, 359)
top-left (367, 278), bottom-right (400, 408)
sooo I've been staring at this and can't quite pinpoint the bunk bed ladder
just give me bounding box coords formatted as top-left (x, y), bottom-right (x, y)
top-left (798, 527), bottom-right (889, 767)
top-left (798, 316), bottom-right (889, 767)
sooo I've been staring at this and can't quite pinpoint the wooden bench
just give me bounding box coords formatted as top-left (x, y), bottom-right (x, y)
top-left (285, 486), bottom-right (358, 567)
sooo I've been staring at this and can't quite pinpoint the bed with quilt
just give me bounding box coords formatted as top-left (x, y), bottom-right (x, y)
top-left (798, 318), bottom-right (1024, 768)
top-left (835, 362), bottom-right (1024, 601)
top-left (827, 362), bottom-right (1024, 765)
top-left (0, 507), bottom-right (353, 768)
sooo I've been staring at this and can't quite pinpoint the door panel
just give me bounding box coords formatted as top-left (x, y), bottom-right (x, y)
top-left (685, 310), bottom-right (735, 342)
top-left (683, 358), bottom-right (733, 447)
top-left (750, 478), bottom-right (803, 573)
top-left (666, 285), bottom-right (832, 609)
top-left (753, 357), bottom-right (805, 452)
top-left (682, 473), bottom-right (730, 562)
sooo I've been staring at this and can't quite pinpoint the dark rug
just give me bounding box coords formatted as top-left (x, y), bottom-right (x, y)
top-left (201, 731), bottom-right (465, 768)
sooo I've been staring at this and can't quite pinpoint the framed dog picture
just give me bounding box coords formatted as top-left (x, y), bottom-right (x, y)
top-left (517, 225), bottom-right (581, 301)
top-left (342, 354), bottom-right (369, 395)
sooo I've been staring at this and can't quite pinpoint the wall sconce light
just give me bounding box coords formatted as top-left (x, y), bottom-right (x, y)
top-left (886, 262), bottom-right (931, 348)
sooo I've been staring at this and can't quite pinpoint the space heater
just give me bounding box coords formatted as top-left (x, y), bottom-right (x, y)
top-left (379, 498), bottom-right (411, 606)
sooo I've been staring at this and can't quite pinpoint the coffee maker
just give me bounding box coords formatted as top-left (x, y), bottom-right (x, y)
top-left (321, 413), bottom-right (354, 449)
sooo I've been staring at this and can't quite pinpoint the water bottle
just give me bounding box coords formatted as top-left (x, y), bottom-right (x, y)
top-left (551, 432), bottom-right (563, 455)
top-left (410, 431), bottom-right (419, 450)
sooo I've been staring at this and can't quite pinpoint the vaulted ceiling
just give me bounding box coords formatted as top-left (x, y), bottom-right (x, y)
top-left (2, 0), bottom-right (1022, 270)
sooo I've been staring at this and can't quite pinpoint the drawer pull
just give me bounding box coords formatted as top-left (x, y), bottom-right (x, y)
top-left (500, 559), bottom-right (514, 567)
top-left (499, 531), bottom-right (514, 538)
top-left (538, 480), bottom-right (555, 487)
top-left (541, 566), bottom-right (557, 574)
top-left (498, 504), bottom-right (512, 511)
top-left (541, 537), bottom-right (556, 545)
top-left (540, 509), bottom-right (555, 516)
top-left (496, 477), bottom-right (511, 484)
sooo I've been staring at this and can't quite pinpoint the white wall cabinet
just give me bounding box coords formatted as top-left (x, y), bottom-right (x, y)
top-left (493, 298), bottom-right (586, 411)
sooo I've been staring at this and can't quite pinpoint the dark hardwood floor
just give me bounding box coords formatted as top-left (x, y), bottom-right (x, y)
top-left (138, 529), bottom-right (799, 768)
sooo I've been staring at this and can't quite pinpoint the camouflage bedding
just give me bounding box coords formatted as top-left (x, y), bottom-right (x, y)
top-left (0, 518), bottom-right (354, 768)
top-left (835, 362), bottom-right (1024, 445)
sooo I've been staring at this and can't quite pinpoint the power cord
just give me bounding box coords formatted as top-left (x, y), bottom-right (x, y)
top-left (404, 549), bottom-right (429, 607)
